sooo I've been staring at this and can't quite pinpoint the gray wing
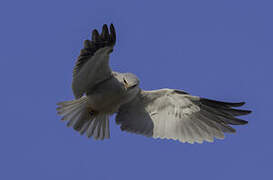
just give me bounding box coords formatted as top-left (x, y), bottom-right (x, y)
top-left (72, 24), bottom-right (116, 98)
top-left (116, 89), bottom-right (251, 144)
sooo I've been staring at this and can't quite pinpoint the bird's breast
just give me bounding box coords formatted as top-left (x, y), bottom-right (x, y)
top-left (86, 77), bottom-right (126, 113)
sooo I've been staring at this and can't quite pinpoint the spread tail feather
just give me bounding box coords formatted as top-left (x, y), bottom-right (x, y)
top-left (57, 96), bottom-right (110, 140)
top-left (86, 113), bottom-right (110, 140)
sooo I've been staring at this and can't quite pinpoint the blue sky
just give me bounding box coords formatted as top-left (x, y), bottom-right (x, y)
top-left (0, 0), bottom-right (272, 179)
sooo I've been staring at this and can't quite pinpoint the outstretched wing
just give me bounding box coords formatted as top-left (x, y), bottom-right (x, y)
top-left (72, 24), bottom-right (116, 98)
top-left (116, 89), bottom-right (251, 144)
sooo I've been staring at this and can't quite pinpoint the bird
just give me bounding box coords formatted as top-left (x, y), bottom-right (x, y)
top-left (57, 24), bottom-right (251, 144)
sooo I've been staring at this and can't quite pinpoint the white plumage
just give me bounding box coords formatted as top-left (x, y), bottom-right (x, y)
top-left (57, 24), bottom-right (251, 143)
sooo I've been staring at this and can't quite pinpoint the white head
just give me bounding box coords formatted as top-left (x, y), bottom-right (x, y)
top-left (113, 71), bottom-right (140, 91)
top-left (118, 72), bottom-right (140, 103)
top-left (122, 73), bottom-right (139, 89)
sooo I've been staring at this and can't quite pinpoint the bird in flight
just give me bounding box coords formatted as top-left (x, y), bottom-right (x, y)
top-left (57, 24), bottom-right (251, 144)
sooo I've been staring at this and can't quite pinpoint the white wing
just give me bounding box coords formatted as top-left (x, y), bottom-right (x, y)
top-left (72, 24), bottom-right (116, 98)
top-left (116, 89), bottom-right (251, 144)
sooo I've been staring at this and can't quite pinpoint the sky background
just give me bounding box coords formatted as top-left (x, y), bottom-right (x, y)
top-left (0, 0), bottom-right (272, 179)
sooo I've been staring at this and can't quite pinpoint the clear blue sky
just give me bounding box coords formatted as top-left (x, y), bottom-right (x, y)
top-left (0, 0), bottom-right (272, 179)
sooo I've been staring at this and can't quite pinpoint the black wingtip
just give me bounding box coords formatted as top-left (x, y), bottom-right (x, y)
top-left (226, 108), bottom-right (252, 116)
top-left (110, 24), bottom-right (116, 44)
top-left (90, 24), bottom-right (116, 46)
top-left (200, 98), bottom-right (247, 108)
top-left (230, 118), bottom-right (249, 125)
top-left (243, 110), bottom-right (252, 115)
top-left (92, 29), bottom-right (100, 42)
top-left (83, 39), bottom-right (92, 49)
top-left (240, 120), bottom-right (248, 125)
top-left (101, 24), bottom-right (109, 40)
top-left (103, 24), bottom-right (108, 29)
top-left (229, 102), bottom-right (246, 107)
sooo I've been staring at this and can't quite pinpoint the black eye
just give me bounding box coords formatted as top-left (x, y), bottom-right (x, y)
top-left (123, 79), bottom-right (128, 85)
top-left (131, 84), bottom-right (137, 88)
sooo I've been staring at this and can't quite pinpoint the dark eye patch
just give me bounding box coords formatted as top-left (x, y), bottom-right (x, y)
top-left (123, 79), bottom-right (128, 85)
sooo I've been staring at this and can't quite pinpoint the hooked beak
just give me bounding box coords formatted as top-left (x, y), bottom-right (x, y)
top-left (124, 83), bottom-right (129, 89)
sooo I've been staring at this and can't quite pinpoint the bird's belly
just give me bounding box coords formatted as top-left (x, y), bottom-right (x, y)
top-left (86, 78), bottom-right (126, 113)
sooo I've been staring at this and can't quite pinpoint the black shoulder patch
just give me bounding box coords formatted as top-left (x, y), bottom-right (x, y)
top-left (73, 24), bottom-right (116, 77)
top-left (173, 89), bottom-right (189, 95)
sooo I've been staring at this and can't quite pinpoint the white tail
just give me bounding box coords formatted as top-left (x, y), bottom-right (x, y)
top-left (57, 96), bottom-right (110, 140)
